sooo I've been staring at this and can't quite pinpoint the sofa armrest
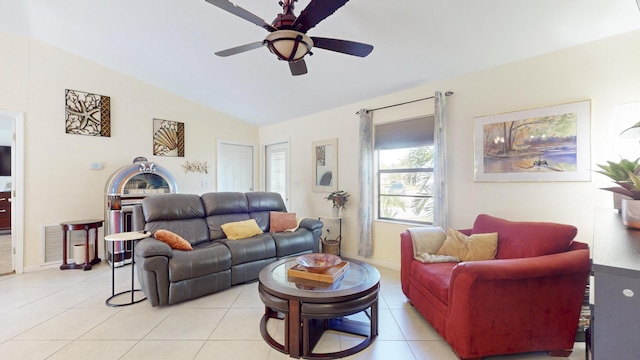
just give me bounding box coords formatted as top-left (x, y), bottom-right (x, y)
top-left (135, 237), bottom-right (174, 258)
top-left (132, 204), bottom-right (145, 231)
top-left (446, 247), bottom-right (590, 357)
top-left (400, 230), bottom-right (414, 297)
top-left (450, 246), bottom-right (590, 283)
top-left (300, 218), bottom-right (323, 253)
top-left (299, 218), bottom-right (323, 232)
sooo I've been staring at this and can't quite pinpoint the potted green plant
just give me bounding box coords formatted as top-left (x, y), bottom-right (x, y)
top-left (620, 171), bottom-right (640, 229)
top-left (325, 190), bottom-right (349, 217)
top-left (595, 158), bottom-right (640, 209)
top-left (595, 157), bottom-right (640, 183)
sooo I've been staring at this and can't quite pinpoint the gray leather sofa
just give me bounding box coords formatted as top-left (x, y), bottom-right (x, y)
top-left (132, 191), bottom-right (323, 306)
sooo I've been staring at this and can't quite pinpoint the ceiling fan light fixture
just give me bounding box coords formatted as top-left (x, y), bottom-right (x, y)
top-left (264, 30), bottom-right (313, 61)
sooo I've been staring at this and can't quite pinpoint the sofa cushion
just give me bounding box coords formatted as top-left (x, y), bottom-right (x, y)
top-left (270, 229), bottom-right (316, 258)
top-left (218, 234), bottom-right (277, 265)
top-left (142, 194), bottom-right (205, 222)
top-left (154, 229), bottom-right (193, 251)
top-left (168, 242), bottom-right (231, 282)
top-left (270, 211), bottom-right (297, 232)
top-left (144, 218), bottom-right (210, 246)
top-left (410, 261), bottom-right (457, 305)
top-left (436, 229), bottom-right (498, 261)
top-left (201, 192), bottom-right (249, 216)
top-left (247, 192), bottom-right (287, 212)
top-left (472, 214), bottom-right (577, 259)
top-left (206, 214), bottom-right (251, 240)
top-left (247, 192), bottom-right (288, 231)
top-left (221, 219), bottom-right (264, 240)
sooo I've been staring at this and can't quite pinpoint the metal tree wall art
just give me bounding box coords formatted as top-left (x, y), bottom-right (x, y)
top-left (65, 89), bottom-right (111, 136)
top-left (153, 118), bottom-right (185, 157)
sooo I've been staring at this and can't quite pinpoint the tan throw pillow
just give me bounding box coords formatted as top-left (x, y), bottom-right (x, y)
top-left (154, 229), bottom-right (193, 251)
top-left (221, 219), bottom-right (264, 240)
top-left (436, 229), bottom-right (498, 261)
top-left (270, 211), bottom-right (298, 232)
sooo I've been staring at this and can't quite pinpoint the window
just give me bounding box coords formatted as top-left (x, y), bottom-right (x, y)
top-left (375, 116), bottom-right (435, 224)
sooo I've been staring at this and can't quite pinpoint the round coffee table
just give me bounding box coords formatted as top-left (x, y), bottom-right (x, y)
top-left (258, 257), bottom-right (380, 359)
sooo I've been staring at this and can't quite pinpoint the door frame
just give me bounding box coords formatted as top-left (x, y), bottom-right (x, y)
top-left (216, 139), bottom-right (257, 192)
top-left (263, 140), bottom-right (291, 209)
top-left (0, 110), bottom-right (24, 274)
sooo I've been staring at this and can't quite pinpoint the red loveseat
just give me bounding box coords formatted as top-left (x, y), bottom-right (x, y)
top-left (400, 214), bottom-right (590, 360)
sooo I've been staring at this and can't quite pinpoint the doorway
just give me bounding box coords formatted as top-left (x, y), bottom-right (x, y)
top-left (265, 141), bottom-right (290, 209)
top-left (217, 141), bottom-right (255, 192)
top-left (0, 110), bottom-right (24, 275)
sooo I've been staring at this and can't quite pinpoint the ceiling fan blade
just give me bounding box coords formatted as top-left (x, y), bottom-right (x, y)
top-left (292, 0), bottom-right (350, 33)
top-left (289, 60), bottom-right (308, 76)
top-left (311, 37), bottom-right (373, 57)
top-left (215, 41), bottom-right (265, 57)
top-left (205, 0), bottom-right (277, 32)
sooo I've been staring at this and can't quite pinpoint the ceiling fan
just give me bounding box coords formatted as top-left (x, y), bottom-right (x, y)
top-left (205, 0), bottom-right (374, 76)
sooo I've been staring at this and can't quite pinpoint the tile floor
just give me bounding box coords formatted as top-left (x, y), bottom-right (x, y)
top-left (0, 261), bottom-right (586, 359)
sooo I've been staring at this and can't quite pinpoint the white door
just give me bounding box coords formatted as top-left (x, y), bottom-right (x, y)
top-left (265, 142), bottom-right (290, 208)
top-left (0, 110), bottom-right (24, 275)
top-left (217, 141), bottom-right (254, 192)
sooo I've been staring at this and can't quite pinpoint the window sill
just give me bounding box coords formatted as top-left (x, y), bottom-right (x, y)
top-left (374, 218), bottom-right (431, 227)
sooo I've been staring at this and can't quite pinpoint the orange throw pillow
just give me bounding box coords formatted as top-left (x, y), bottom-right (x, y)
top-left (270, 211), bottom-right (297, 232)
top-left (154, 229), bottom-right (193, 251)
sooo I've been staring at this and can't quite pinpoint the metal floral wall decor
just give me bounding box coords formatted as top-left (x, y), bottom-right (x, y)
top-left (153, 118), bottom-right (185, 157)
top-left (182, 160), bottom-right (209, 173)
top-left (65, 89), bottom-right (111, 136)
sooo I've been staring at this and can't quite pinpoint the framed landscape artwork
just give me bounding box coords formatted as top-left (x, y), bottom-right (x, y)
top-left (474, 100), bottom-right (591, 182)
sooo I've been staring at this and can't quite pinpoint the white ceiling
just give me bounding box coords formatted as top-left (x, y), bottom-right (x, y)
top-left (3, 0), bottom-right (640, 126)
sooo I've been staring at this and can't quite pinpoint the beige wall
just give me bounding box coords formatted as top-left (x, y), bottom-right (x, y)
top-left (261, 29), bottom-right (640, 269)
top-left (0, 33), bottom-right (258, 269)
top-left (5, 28), bottom-right (640, 270)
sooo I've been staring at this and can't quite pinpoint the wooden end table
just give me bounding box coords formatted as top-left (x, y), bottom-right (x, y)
top-left (59, 219), bottom-right (103, 271)
top-left (105, 231), bottom-right (150, 307)
top-left (258, 257), bottom-right (380, 359)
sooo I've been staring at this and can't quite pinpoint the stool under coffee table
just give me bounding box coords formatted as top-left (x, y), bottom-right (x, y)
top-left (258, 257), bottom-right (380, 359)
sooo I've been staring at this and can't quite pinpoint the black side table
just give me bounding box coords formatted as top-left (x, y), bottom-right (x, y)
top-left (104, 231), bottom-right (150, 307)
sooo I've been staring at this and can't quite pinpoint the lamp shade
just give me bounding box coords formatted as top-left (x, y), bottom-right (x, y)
top-left (612, 101), bottom-right (640, 160)
top-left (264, 30), bottom-right (313, 61)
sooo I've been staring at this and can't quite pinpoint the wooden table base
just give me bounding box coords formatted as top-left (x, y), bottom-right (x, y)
top-left (59, 219), bottom-right (103, 271)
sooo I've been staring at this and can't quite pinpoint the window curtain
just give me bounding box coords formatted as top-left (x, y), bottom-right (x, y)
top-left (358, 109), bottom-right (373, 258)
top-left (433, 91), bottom-right (448, 228)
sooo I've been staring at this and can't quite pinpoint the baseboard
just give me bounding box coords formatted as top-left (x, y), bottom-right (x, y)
top-left (24, 262), bottom-right (60, 273)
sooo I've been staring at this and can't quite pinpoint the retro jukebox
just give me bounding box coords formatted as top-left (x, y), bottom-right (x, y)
top-left (104, 157), bottom-right (178, 266)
